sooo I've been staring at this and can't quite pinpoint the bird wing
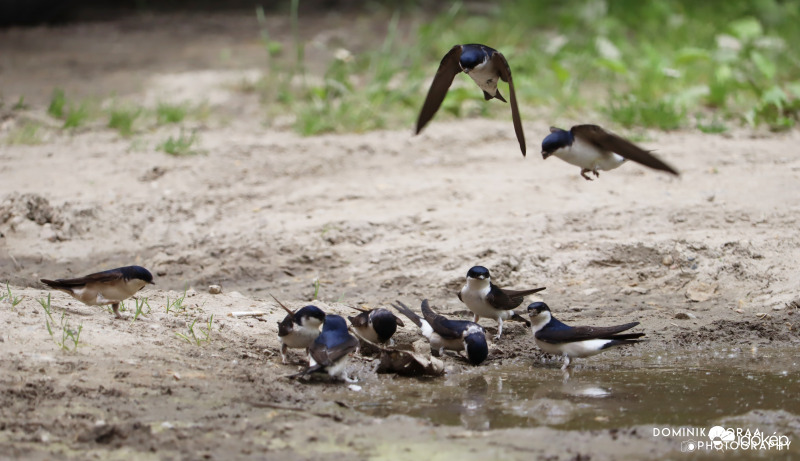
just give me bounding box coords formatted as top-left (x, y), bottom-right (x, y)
top-left (536, 322), bottom-right (642, 344)
top-left (420, 300), bottom-right (466, 340)
top-left (415, 45), bottom-right (462, 134)
top-left (41, 268), bottom-right (124, 288)
top-left (309, 334), bottom-right (359, 368)
top-left (391, 301), bottom-right (422, 328)
top-left (487, 285), bottom-right (546, 310)
top-left (492, 51), bottom-right (526, 156)
top-left (571, 125), bottom-right (679, 176)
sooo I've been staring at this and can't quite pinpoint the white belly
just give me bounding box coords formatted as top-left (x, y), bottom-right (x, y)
top-left (352, 325), bottom-right (379, 343)
top-left (554, 138), bottom-right (625, 171)
top-left (281, 326), bottom-right (320, 349)
top-left (535, 338), bottom-right (614, 358)
top-left (466, 61), bottom-right (499, 95)
top-left (325, 355), bottom-right (351, 379)
top-left (461, 286), bottom-right (503, 320)
top-left (72, 279), bottom-right (146, 306)
top-left (430, 333), bottom-right (464, 353)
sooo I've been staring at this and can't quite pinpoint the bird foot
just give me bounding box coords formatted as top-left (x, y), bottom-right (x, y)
top-left (580, 169), bottom-right (594, 181)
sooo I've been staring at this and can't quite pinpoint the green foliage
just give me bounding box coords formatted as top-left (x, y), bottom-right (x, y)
top-left (1, 282), bottom-right (23, 308)
top-left (108, 106), bottom-right (142, 136)
top-left (131, 297), bottom-right (151, 323)
top-left (38, 294), bottom-right (83, 352)
top-left (175, 314), bottom-right (214, 346)
top-left (257, 0), bottom-right (800, 134)
top-left (156, 103), bottom-right (187, 124)
top-left (5, 122), bottom-right (44, 145)
top-left (47, 88), bottom-right (93, 129)
top-left (165, 286), bottom-right (188, 314)
top-left (48, 89), bottom-right (66, 118)
top-left (12, 96), bottom-right (28, 111)
top-left (157, 130), bottom-right (199, 156)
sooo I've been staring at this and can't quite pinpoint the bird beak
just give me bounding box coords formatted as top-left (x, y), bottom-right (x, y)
top-left (542, 151), bottom-right (551, 159)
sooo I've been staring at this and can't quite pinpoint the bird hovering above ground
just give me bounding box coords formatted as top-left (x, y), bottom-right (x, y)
top-left (392, 299), bottom-right (488, 366)
top-left (272, 294), bottom-right (326, 365)
top-left (541, 125), bottom-right (679, 180)
top-left (415, 44), bottom-right (526, 156)
top-left (292, 315), bottom-right (360, 383)
top-left (527, 302), bottom-right (644, 370)
top-left (40, 265), bottom-right (154, 319)
top-left (458, 265), bottom-right (545, 340)
top-left (347, 306), bottom-right (404, 346)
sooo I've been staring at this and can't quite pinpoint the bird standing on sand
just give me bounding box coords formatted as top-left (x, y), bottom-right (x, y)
top-left (40, 265), bottom-right (154, 318)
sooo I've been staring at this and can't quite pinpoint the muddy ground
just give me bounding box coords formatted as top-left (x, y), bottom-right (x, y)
top-left (1, 9), bottom-right (800, 461)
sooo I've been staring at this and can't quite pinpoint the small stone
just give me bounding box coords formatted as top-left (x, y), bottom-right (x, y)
top-left (686, 281), bottom-right (718, 302)
top-left (662, 255), bottom-right (674, 266)
top-left (674, 312), bottom-right (697, 320)
top-left (208, 285), bottom-right (222, 295)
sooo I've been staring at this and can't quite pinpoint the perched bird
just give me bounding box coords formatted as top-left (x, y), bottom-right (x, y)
top-left (293, 315), bottom-right (360, 383)
top-left (541, 125), bottom-right (679, 180)
top-left (416, 44), bottom-right (526, 156)
top-left (392, 299), bottom-right (488, 366)
top-left (272, 295), bottom-right (326, 365)
top-left (458, 266), bottom-right (545, 340)
top-left (40, 265), bottom-right (154, 318)
top-left (347, 306), bottom-right (405, 345)
top-left (527, 302), bottom-right (645, 370)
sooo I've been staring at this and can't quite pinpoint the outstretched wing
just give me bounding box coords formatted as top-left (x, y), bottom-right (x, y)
top-left (572, 125), bottom-right (679, 176)
top-left (415, 45), bottom-right (462, 134)
top-left (492, 51), bottom-right (526, 156)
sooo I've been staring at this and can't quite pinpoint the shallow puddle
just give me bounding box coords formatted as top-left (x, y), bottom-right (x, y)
top-left (344, 348), bottom-right (799, 431)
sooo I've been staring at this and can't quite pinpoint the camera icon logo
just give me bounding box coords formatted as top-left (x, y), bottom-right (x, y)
top-left (681, 440), bottom-right (697, 452)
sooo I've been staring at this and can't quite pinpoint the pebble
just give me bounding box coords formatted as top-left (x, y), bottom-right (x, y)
top-left (674, 312), bottom-right (697, 320)
top-left (209, 285), bottom-right (222, 295)
top-left (662, 255), bottom-right (674, 266)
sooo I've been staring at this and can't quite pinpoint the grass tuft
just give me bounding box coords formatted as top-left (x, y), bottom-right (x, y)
top-left (156, 103), bottom-right (187, 125)
top-left (157, 130), bottom-right (200, 156)
top-left (108, 106), bottom-right (142, 136)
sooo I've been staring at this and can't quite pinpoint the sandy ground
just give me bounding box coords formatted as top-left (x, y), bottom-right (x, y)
top-left (2, 10), bottom-right (800, 461)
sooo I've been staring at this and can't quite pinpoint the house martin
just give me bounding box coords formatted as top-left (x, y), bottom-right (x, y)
top-left (272, 294), bottom-right (326, 365)
top-left (392, 299), bottom-right (488, 366)
top-left (528, 302), bottom-right (644, 370)
top-left (541, 124), bottom-right (679, 180)
top-left (40, 265), bottom-right (154, 318)
top-left (458, 265), bottom-right (545, 339)
top-left (416, 44), bottom-right (526, 156)
top-left (347, 306), bottom-right (405, 345)
top-left (293, 314), bottom-right (360, 383)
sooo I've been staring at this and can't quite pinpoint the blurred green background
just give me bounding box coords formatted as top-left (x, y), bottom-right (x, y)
top-left (4, 0), bottom-right (800, 138)
top-left (257, 0), bottom-right (800, 135)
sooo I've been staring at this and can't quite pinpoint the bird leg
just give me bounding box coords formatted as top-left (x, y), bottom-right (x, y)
top-left (561, 354), bottom-right (571, 371)
top-left (111, 303), bottom-right (122, 319)
top-left (494, 318), bottom-right (504, 341)
top-left (280, 344), bottom-right (289, 364)
top-left (593, 168), bottom-right (601, 179)
top-left (580, 169), bottom-right (594, 181)
top-left (473, 314), bottom-right (480, 322)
